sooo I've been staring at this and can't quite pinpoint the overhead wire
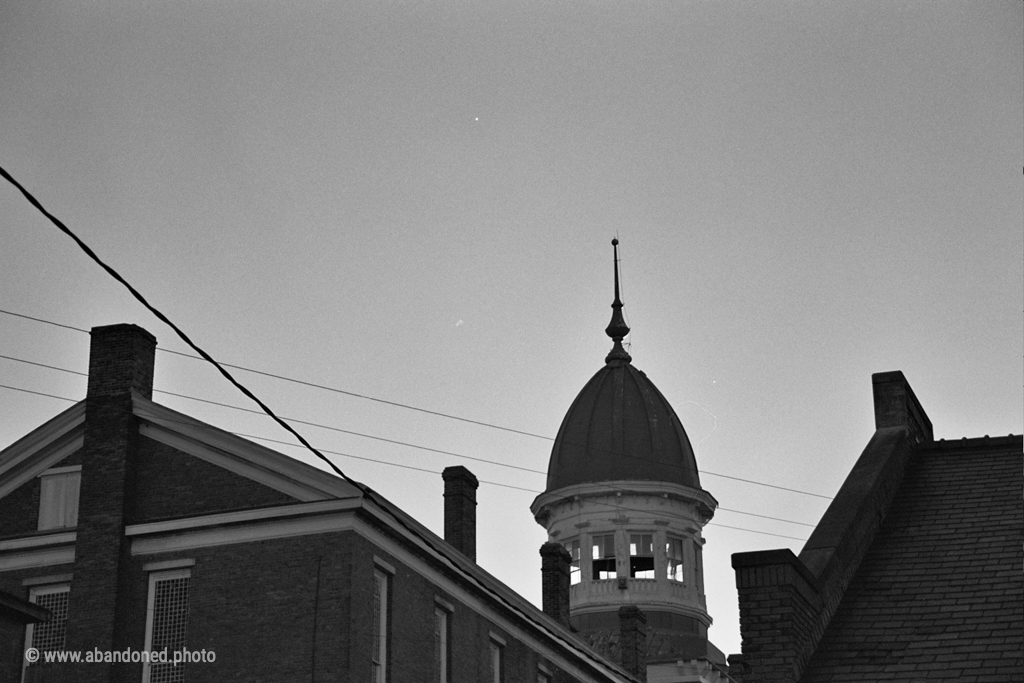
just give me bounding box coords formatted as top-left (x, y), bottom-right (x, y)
top-left (0, 167), bottom-right (363, 481)
top-left (0, 349), bottom-right (830, 524)
top-left (0, 309), bottom-right (551, 440)
top-left (0, 378), bottom-right (812, 540)
top-left (2, 168), bottom-right (637, 675)
top-left (0, 315), bottom-right (834, 502)
top-left (0, 170), bottom-right (824, 542)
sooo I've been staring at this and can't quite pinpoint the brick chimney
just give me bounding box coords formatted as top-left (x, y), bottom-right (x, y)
top-left (442, 466), bottom-right (478, 561)
top-left (65, 324), bottom-right (157, 682)
top-left (619, 605), bottom-right (648, 682)
top-left (540, 542), bottom-right (571, 628)
top-left (86, 323), bottom-right (157, 400)
top-left (872, 370), bottom-right (932, 444)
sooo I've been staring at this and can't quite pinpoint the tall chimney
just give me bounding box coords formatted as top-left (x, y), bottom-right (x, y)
top-left (66, 324), bottom-right (157, 682)
top-left (872, 371), bottom-right (933, 445)
top-left (442, 466), bottom-right (478, 561)
top-left (540, 542), bottom-right (571, 628)
top-left (619, 605), bottom-right (648, 682)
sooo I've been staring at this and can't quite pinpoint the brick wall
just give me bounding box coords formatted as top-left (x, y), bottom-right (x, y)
top-left (128, 437), bottom-right (296, 523)
top-left (730, 550), bottom-right (823, 683)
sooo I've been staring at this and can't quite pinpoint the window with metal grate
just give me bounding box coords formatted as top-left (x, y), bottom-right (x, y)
top-left (23, 583), bottom-right (70, 681)
top-left (144, 569), bottom-right (190, 683)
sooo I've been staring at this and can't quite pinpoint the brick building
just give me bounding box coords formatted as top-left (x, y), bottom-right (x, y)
top-left (0, 323), bottom-right (640, 683)
top-left (728, 371), bottom-right (1023, 682)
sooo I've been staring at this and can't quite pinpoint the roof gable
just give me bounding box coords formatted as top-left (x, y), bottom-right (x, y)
top-left (131, 392), bottom-right (360, 502)
top-left (0, 401), bottom-right (85, 500)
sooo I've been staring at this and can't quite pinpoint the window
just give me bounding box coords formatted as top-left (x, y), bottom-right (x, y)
top-left (23, 584), bottom-right (70, 680)
top-left (371, 569), bottom-right (389, 683)
top-left (565, 540), bottom-right (581, 585)
top-left (693, 540), bottom-right (704, 592)
top-left (489, 639), bottom-right (503, 683)
top-left (143, 569), bottom-right (190, 683)
top-left (629, 534), bottom-right (655, 579)
top-left (537, 670), bottom-right (551, 683)
top-left (37, 466), bottom-right (81, 530)
top-left (434, 606), bottom-right (449, 683)
top-left (666, 537), bottom-right (684, 582)
top-left (591, 534), bottom-right (616, 580)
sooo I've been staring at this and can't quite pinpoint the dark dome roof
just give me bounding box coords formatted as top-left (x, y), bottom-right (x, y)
top-left (545, 356), bottom-right (700, 492)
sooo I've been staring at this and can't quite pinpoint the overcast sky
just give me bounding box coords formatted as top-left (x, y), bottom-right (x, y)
top-left (2, 1), bottom-right (1021, 658)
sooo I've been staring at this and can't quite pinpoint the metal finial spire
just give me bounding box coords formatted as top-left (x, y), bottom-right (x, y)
top-left (605, 238), bottom-right (632, 363)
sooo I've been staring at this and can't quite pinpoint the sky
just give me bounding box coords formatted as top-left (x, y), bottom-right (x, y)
top-left (1, 0), bottom-right (1021, 659)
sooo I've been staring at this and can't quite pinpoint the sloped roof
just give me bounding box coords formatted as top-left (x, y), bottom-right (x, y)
top-left (800, 435), bottom-right (1023, 682)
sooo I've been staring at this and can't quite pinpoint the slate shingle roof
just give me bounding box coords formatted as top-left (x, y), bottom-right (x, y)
top-left (800, 435), bottom-right (1023, 682)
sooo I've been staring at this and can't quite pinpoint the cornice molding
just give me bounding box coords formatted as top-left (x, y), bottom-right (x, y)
top-left (531, 479), bottom-right (718, 524)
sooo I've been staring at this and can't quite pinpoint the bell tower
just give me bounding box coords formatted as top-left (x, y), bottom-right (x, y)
top-left (532, 240), bottom-right (730, 682)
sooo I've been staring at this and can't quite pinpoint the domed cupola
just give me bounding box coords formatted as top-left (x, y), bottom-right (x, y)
top-left (546, 237), bottom-right (702, 494)
top-left (531, 240), bottom-right (728, 681)
top-left (545, 346), bottom-right (701, 493)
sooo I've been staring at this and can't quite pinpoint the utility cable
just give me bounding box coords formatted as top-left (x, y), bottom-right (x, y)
top-left (0, 169), bottom-right (648, 675)
top-left (0, 165), bottom-right (357, 485)
top-left (0, 308), bottom-right (550, 440)
top-left (0, 381), bottom-right (810, 541)
top-left (1, 351), bottom-right (830, 513)
top-left (0, 324), bottom-right (834, 502)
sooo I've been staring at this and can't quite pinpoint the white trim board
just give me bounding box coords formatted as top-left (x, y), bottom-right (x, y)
top-left (130, 513), bottom-right (362, 556)
top-left (125, 498), bottom-right (360, 537)
top-left (0, 546), bottom-right (75, 572)
top-left (0, 533), bottom-right (76, 552)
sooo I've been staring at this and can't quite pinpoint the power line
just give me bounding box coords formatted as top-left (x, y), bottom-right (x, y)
top-left (0, 307), bottom-right (550, 440)
top-left (1, 169), bottom-right (786, 669)
top-left (0, 309), bottom-right (88, 334)
top-left (233, 431), bottom-right (541, 493)
top-left (155, 388), bottom-right (544, 476)
top-left (0, 383), bottom-right (77, 403)
top-left (0, 165), bottom-right (358, 490)
top-left (0, 381), bottom-right (808, 543)
top-left (0, 353), bottom-right (88, 377)
top-left (0, 323), bottom-right (834, 502)
top-left (0, 352), bottom-right (542, 477)
top-left (240, 431), bottom-right (807, 540)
